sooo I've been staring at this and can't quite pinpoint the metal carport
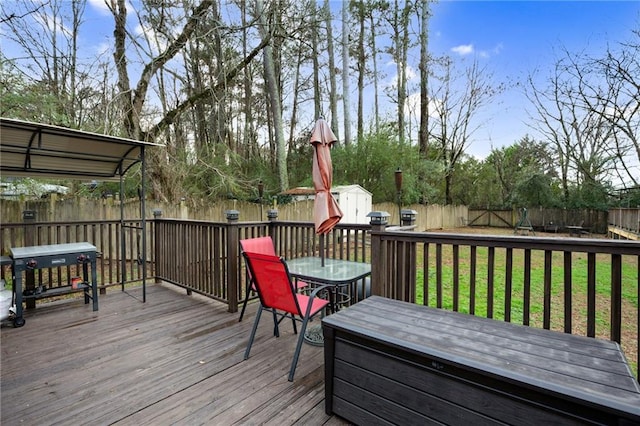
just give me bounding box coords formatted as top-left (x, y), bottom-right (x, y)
top-left (0, 117), bottom-right (163, 302)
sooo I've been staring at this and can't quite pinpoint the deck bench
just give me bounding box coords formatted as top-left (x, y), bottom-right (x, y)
top-left (322, 296), bottom-right (640, 425)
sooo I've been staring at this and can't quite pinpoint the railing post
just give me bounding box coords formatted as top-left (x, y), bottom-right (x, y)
top-left (152, 209), bottom-right (162, 284)
top-left (267, 208), bottom-right (278, 241)
top-left (400, 209), bottom-right (418, 303)
top-left (367, 211), bottom-right (389, 298)
top-left (226, 210), bottom-right (240, 313)
top-left (23, 210), bottom-right (36, 309)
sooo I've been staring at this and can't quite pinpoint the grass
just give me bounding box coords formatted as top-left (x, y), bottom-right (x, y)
top-left (413, 235), bottom-right (638, 376)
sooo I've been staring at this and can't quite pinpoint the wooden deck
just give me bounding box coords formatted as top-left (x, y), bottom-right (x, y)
top-left (1, 283), bottom-right (350, 425)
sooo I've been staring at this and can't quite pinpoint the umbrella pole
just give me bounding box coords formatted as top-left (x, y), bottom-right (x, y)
top-left (320, 233), bottom-right (325, 267)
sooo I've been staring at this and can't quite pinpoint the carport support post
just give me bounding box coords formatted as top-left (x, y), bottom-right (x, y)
top-left (23, 210), bottom-right (36, 309)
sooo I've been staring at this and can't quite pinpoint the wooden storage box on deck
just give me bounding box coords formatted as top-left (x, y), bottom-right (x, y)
top-left (322, 296), bottom-right (640, 425)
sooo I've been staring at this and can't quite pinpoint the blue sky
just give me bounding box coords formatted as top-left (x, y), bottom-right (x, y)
top-left (424, 1), bottom-right (640, 158)
top-left (2, 1), bottom-right (639, 162)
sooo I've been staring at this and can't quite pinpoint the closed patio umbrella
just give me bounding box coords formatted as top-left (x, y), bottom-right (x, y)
top-left (310, 118), bottom-right (343, 265)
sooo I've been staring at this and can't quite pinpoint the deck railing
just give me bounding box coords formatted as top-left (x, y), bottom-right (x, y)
top-left (152, 216), bottom-right (370, 312)
top-left (369, 224), bottom-right (639, 376)
top-left (1, 215), bottom-right (637, 378)
top-left (0, 219), bottom-right (153, 291)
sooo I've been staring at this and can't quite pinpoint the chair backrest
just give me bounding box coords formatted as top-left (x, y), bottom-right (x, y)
top-left (240, 236), bottom-right (277, 285)
top-left (242, 251), bottom-right (302, 316)
top-left (239, 236), bottom-right (276, 257)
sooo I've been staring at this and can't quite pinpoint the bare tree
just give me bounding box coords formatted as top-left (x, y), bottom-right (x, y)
top-left (368, 8), bottom-right (382, 134)
top-left (525, 63), bottom-right (572, 202)
top-left (310, 1), bottom-right (321, 119)
top-left (586, 32), bottom-right (640, 188)
top-left (1, 0), bottom-right (91, 126)
top-left (341, 0), bottom-right (351, 146)
top-left (109, 0), bottom-right (218, 141)
top-left (384, 0), bottom-right (415, 144)
top-left (352, 1), bottom-right (367, 141)
top-left (418, 0), bottom-right (432, 157)
top-left (526, 43), bottom-right (637, 201)
top-left (350, 0), bottom-right (387, 141)
top-left (430, 57), bottom-right (503, 204)
top-left (324, 0), bottom-right (339, 140)
top-left (254, 0), bottom-right (288, 191)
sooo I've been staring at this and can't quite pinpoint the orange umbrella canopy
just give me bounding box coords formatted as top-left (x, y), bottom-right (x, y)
top-left (310, 118), bottom-right (343, 234)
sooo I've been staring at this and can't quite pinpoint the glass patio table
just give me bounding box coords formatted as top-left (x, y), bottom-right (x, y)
top-left (285, 256), bottom-right (371, 346)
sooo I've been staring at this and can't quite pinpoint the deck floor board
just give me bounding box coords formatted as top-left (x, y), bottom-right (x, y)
top-left (1, 283), bottom-right (348, 426)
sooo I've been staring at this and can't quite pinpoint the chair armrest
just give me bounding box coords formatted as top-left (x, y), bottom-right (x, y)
top-left (304, 284), bottom-right (333, 317)
top-left (307, 283), bottom-right (332, 299)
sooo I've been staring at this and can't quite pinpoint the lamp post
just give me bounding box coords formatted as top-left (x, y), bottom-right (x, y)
top-left (395, 167), bottom-right (403, 225)
top-left (257, 180), bottom-right (264, 220)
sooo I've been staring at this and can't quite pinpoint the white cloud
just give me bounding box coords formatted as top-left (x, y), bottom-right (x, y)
top-left (479, 43), bottom-right (504, 59)
top-left (95, 41), bottom-right (111, 56)
top-left (383, 62), bottom-right (419, 90)
top-left (87, 0), bottom-right (113, 15)
top-left (451, 44), bottom-right (474, 56)
top-left (404, 92), bottom-right (441, 118)
top-left (87, 0), bottom-right (136, 16)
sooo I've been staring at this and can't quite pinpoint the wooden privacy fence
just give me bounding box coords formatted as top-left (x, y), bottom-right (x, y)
top-left (468, 208), bottom-right (609, 233)
top-left (7, 196), bottom-right (633, 234)
top-left (609, 208), bottom-right (640, 234)
top-left (1, 197), bottom-right (466, 230)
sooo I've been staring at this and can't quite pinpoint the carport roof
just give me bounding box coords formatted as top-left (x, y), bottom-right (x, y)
top-left (0, 118), bottom-right (163, 181)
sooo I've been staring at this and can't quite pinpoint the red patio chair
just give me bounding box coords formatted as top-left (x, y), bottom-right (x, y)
top-left (242, 251), bottom-right (330, 381)
top-left (238, 236), bottom-right (307, 322)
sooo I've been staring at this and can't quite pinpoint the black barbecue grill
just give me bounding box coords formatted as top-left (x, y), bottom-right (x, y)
top-left (10, 242), bottom-right (98, 327)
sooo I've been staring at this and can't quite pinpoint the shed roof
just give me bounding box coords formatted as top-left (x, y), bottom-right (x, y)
top-left (280, 184), bottom-right (371, 196)
top-left (0, 118), bottom-right (162, 181)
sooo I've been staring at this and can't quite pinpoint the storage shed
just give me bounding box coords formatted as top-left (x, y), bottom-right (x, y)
top-left (281, 184), bottom-right (372, 225)
top-left (332, 185), bottom-right (372, 225)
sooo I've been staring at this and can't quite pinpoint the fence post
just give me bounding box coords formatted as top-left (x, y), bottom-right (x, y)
top-left (22, 210), bottom-right (36, 309)
top-left (226, 210), bottom-right (240, 313)
top-left (367, 211), bottom-right (389, 298)
top-left (180, 197), bottom-right (188, 220)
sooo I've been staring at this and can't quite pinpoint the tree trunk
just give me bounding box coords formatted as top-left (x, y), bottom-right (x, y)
top-left (355, 2), bottom-right (365, 141)
top-left (419, 0), bottom-right (431, 157)
top-left (311, 1), bottom-right (321, 119)
top-left (342, 0), bottom-right (351, 146)
top-left (324, 0), bottom-right (339, 140)
top-left (370, 13), bottom-right (380, 134)
top-left (256, 0), bottom-right (288, 191)
top-left (288, 49), bottom-right (303, 156)
top-left (112, 0), bottom-right (135, 137)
